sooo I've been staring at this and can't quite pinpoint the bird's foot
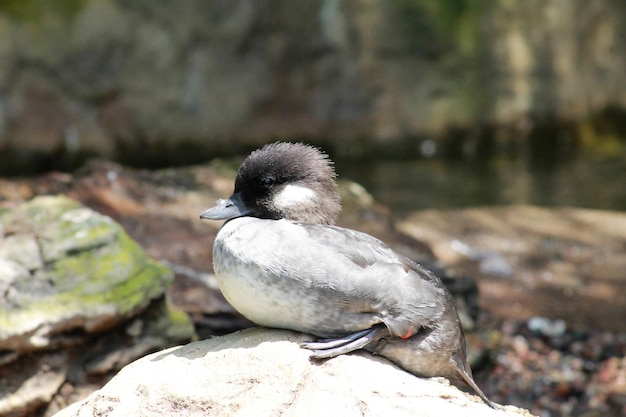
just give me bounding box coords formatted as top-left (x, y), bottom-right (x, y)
top-left (300, 324), bottom-right (389, 359)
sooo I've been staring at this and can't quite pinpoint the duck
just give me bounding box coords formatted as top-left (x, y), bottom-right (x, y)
top-left (200, 142), bottom-right (496, 408)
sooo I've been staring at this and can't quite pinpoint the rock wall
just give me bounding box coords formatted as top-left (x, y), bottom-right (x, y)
top-left (0, 0), bottom-right (625, 167)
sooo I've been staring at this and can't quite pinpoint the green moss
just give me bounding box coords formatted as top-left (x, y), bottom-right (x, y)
top-left (0, 196), bottom-right (174, 340)
top-left (0, 0), bottom-right (87, 22)
top-left (47, 231), bottom-right (172, 310)
top-left (40, 211), bottom-right (119, 263)
top-left (1, 233), bottom-right (170, 313)
top-left (159, 303), bottom-right (197, 342)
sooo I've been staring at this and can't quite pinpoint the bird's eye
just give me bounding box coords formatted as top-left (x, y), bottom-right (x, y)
top-left (260, 177), bottom-right (274, 189)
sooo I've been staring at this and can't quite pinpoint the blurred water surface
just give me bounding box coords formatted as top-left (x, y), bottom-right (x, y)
top-left (335, 144), bottom-right (626, 214)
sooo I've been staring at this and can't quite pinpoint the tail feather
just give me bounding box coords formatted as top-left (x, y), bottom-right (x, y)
top-left (451, 351), bottom-right (501, 409)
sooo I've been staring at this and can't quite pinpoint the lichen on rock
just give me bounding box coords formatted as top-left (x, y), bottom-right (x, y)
top-left (0, 194), bottom-right (195, 417)
top-left (0, 195), bottom-right (177, 352)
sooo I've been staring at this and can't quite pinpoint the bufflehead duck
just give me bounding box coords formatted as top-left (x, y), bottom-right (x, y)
top-left (200, 142), bottom-right (495, 407)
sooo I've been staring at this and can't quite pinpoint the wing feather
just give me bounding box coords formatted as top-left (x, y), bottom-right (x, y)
top-left (298, 224), bottom-right (449, 337)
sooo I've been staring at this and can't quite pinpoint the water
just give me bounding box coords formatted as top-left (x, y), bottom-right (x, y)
top-left (335, 146), bottom-right (626, 214)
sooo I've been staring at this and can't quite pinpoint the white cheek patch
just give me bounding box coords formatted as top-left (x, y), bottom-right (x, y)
top-left (274, 184), bottom-right (317, 209)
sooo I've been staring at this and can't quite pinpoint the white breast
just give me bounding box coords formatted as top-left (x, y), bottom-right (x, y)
top-left (212, 218), bottom-right (310, 330)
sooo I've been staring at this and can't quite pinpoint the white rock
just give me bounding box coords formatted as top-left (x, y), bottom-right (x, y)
top-left (54, 328), bottom-right (534, 417)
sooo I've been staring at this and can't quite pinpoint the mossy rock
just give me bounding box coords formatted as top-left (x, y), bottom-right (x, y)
top-left (0, 195), bottom-right (180, 352)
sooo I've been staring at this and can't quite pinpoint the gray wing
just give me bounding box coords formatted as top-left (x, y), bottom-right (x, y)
top-left (299, 224), bottom-right (450, 338)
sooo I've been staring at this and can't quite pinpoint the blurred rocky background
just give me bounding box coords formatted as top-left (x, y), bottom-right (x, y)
top-left (1, 0), bottom-right (626, 172)
top-left (0, 1), bottom-right (625, 416)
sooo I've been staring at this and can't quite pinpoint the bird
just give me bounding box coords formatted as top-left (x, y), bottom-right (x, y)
top-left (200, 142), bottom-right (496, 408)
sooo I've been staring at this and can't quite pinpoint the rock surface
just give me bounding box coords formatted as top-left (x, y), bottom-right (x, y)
top-left (0, 195), bottom-right (195, 417)
top-left (397, 206), bottom-right (626, 331)
top-left (0, 196), bottom-right (170, 352)
top-left (53, 328), bottom-right (534, 417)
